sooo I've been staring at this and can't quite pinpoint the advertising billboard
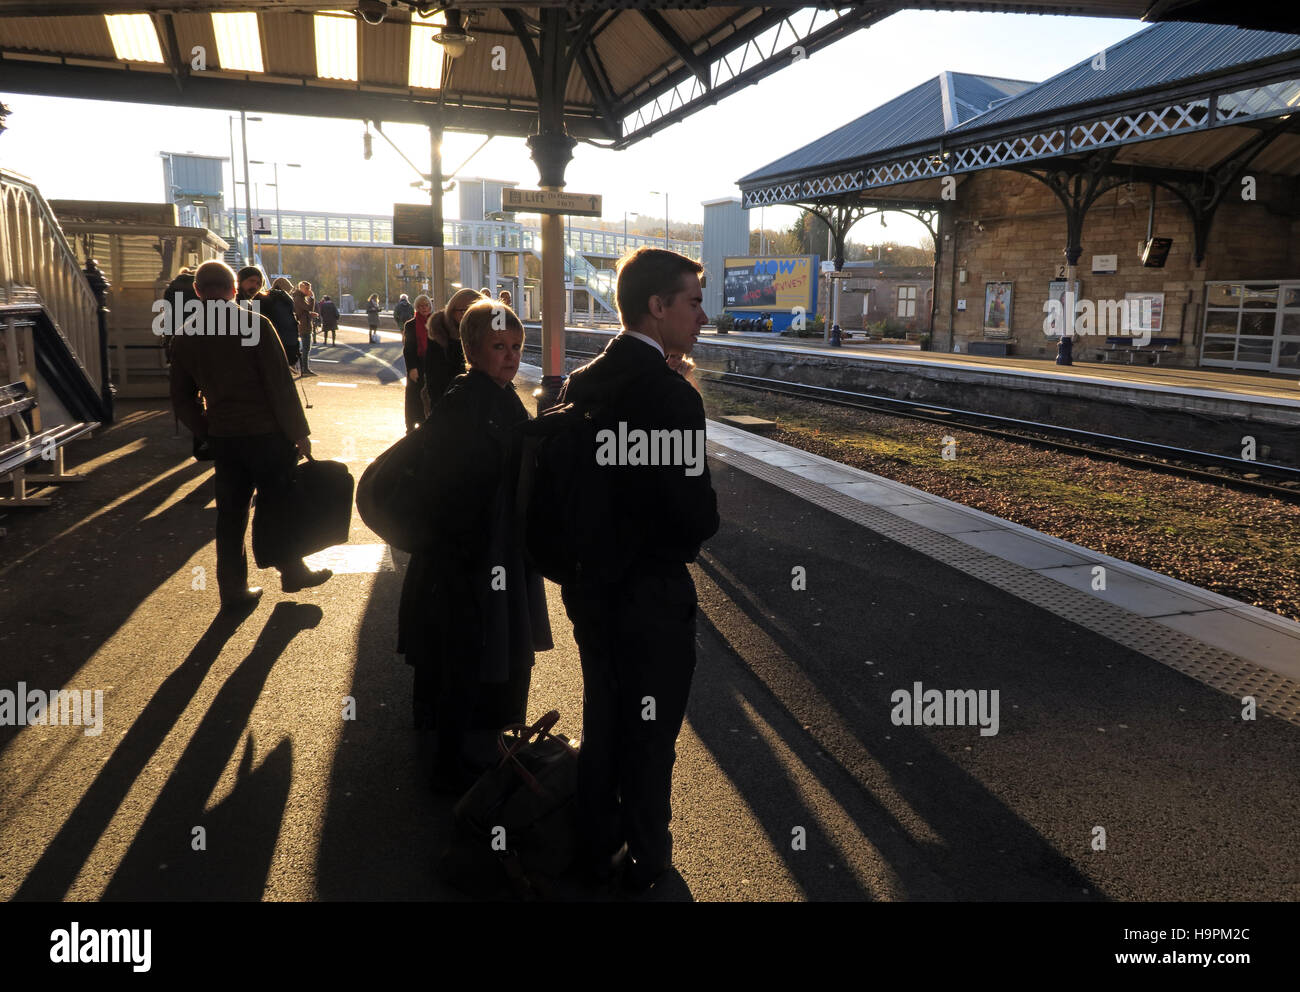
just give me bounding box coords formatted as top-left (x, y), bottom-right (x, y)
top-left (724, 256), bottom-right (817, 314)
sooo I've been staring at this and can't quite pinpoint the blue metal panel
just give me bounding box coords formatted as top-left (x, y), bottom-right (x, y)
top-left (950, 22), bottom-right (1300, 132)
top-left (740, 73), bottom-right (1034, 186)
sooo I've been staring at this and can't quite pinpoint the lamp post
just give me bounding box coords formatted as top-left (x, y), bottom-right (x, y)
top-left (251, 160), bottom-right (301, 278)
top-left (227, 113), bottom-right (262, 265)
top-left (650, 190), bottom-right (669, 249)
top-left (623, 210), bottom-right (638, 253)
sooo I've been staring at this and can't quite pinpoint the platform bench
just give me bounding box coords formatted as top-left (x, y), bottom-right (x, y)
top-left (1102, 336), bottom-right (1180, 365)
top-left (0, 381), bottom-right (97, 507)
top-left (968, 341), bottom-right (1012, 357)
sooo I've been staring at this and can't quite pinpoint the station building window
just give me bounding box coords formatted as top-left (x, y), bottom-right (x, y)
top-left (897, 285), bottom-right (917, 318)
top-left (1201, 281), bottom-right (1300, 374)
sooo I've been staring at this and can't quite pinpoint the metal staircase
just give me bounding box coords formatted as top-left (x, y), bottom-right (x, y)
top-left (1, 169), bottom-right (109, 426)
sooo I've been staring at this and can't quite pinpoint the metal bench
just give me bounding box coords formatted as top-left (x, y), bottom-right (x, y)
top-left (0, 381), bottom-right (97, 506)
top-left (1102, 336), bottom-right (1180, 364)
top-left (968, 341), bottom-right (1012, 357)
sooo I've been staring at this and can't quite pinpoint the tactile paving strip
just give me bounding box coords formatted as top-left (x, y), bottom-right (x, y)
top-left (709, 440), bottom-right (1300, 727)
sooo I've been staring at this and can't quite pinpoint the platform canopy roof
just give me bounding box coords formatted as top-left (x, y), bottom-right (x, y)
top-left (0, 2), bottom-right (1295, 152)
top-left (739, 20), bottom-right (1300, 209)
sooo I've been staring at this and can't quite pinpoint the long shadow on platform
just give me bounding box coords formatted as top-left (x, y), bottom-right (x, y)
top-left (12, 605), bottom-right (257, 900)
top-left (311, 555), bottom-right (454, 900)
top-left (100, 602), bottom-right (321, 900)
top-left (0, 416), bottom-right (215, 763)
top-left (690, 461), bottom-right (1103, 901)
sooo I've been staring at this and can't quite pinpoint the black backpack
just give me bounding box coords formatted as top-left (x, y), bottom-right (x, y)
top-left (516, 371), bottom-right (649, 586)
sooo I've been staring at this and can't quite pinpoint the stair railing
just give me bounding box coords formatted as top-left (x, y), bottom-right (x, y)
top-left (1, 170), bottom-right (102, 394)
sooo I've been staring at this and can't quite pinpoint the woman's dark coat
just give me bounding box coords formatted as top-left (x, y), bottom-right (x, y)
top-left (396, 369), bottom-right (552, 729)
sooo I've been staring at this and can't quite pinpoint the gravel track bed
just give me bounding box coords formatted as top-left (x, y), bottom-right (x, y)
top-left (701, 381), bottom-right (1300, 623)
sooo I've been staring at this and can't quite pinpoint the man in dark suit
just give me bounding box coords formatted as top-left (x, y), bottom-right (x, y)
top-left (169, 260), bottom-right (332, 611)
top-left (557, 247), bottom-right (719, 892)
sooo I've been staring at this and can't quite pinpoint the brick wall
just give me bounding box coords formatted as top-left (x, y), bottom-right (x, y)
top-left (933, 168), bottom-right (1300, 363)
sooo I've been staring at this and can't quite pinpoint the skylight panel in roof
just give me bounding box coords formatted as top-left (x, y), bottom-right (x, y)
top-left (409, 10), bottom-right (446, 90)
top-left (314, 10), bottom-right (358, 81)
top-left (212, 12), bottom-right (264, 73)
top-left (105, 14), bottom-right (164, 64)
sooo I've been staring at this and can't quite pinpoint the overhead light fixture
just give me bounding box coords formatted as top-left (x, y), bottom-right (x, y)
top-left (355, 1), bottom-right (387, 25)
top-left (432, 9), bottom-right (475, 59)
top-left (363, 125), bottom-right (373, 160)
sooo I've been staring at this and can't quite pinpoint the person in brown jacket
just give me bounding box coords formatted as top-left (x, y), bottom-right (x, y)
top-left (170, 261), bottom-right (331, 610)
top-left (292, 281), bottom-right (316, 376)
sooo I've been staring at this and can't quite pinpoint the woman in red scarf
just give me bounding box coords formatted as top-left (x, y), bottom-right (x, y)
top-left (402, 294), bottom-right (436, 432)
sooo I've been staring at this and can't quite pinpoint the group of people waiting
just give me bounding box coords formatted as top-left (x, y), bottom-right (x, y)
top-left (168, 249), bottom-right (716, 895)
top-left (398, 286), bottom-right (515, 433)
top-left (395, 254), bottom-right (716, 893)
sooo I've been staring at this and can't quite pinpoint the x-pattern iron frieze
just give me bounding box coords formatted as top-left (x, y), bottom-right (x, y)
top-left (1216, 78), bottom-right (1300, 123)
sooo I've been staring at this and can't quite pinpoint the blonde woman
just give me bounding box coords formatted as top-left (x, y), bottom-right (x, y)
top-left (397, 298), bottom-right (551, 793)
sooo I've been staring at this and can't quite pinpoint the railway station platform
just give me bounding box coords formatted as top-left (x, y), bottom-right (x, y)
top-left (2, 324), bottom-right (1297, 903)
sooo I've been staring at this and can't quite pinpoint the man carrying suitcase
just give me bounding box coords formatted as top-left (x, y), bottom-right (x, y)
top-left (170, 260), bottom-right (332, 611)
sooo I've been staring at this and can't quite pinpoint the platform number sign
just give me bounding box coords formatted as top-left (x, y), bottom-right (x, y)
top-left (1054, 264), bottom-right (1068, 279)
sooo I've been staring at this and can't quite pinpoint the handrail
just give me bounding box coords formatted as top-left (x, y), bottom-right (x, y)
top-left (1, 169), bottom-right (102, 397)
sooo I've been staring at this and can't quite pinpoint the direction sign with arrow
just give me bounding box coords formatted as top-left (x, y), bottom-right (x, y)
top-left (503, 188), bottom-right (603, 217)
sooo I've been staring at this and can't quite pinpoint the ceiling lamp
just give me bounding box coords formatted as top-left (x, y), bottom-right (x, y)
top-left (432, 9), bottom-right (475, 59)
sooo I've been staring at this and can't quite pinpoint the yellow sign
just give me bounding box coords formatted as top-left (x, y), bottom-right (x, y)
top-left (723, 256), bottom-right (815, 312)
top-left (503, 188), bottom-right (602, 216)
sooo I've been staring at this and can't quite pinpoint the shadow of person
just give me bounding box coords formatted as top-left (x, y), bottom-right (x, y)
top-left (12, 606), bottom-right (260, 901)
top-left (99, 601), bottom-right (322, 901)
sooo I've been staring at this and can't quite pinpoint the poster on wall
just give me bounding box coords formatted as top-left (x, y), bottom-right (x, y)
top-left (984, 281), bottom-right (1013, 338)
top-left (1124, 291), bottom-right (1164, 336)
top-left (1045, 280), bottom-right (1080, 337)
top-left (724, 256), bottom-right (816, 312)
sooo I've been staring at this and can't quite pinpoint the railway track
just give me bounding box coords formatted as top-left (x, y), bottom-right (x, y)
top-left (525, 345), bottom-right (1300, 504)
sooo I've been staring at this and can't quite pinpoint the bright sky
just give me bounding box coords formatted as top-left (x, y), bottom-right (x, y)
top-left (0, 9), bottom-right (1142, 248)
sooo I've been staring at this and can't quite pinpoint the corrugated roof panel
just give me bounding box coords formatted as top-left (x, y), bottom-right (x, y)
top-left (952, 22), bottom-right (1300, 132)
top-left (356, 14), bottom-right (410, 88)
top-left (951, 73), bottom-right (1037, 124)
top-left (258, 11), bottom-right (315, 80)
top-left (1113, 126), bottom-right (1300, 176)
top-left (0, 14), bottom-right (118, 59)
top-left (173, 12), bottom-right (217, 72)
top-left (595, 13), bottom-right (680, 98)
top-left (741, 73), bottom-right (1036, 185)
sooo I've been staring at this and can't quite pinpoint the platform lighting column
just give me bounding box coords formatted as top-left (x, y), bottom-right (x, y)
top-left (650, 190), bottom-right (668, 249)
top-left (227, 118), bottom-right (239, 250)
top-left (240, 111), bottom-right (258, 267)
top-left (429, 122), bottom-right (446, 308)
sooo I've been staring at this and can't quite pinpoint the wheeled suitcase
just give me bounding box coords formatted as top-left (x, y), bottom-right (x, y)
top-left (252, 454), bottom-right (354, 567)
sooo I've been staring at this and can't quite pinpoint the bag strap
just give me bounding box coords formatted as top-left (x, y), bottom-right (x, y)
top-left (496, 710), bottom-right (563, 798)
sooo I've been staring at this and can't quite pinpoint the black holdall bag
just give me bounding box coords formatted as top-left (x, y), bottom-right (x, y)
top-left (252, 452), bottom-right (354, 568)
top-left (443, 710), bottom-right (580, 899)
top-left (355, 428), bottom-right (432, 553)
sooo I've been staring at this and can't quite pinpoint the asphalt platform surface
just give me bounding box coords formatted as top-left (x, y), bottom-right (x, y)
top-left (1, 324), bottom-right (1296, 902)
